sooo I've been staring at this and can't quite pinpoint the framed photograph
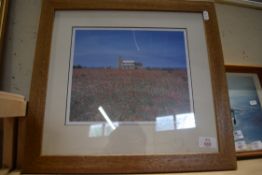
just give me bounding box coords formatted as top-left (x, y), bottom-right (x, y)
top-left (226, 66), bottom-right (262, 158)
top-left (17, 0), bottom-right (236, 173)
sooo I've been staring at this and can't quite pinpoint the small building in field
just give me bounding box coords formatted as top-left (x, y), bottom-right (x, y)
top-left (118, 57), bottom-right (143, 69)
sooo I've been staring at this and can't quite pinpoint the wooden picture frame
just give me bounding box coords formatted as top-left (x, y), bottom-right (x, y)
top-left (17, 0), bottom-right (236, 173)
top-left (225, 65), bottom-right (262, 159)
top-left (0, 0), bottom-right (9, 64)
top-left (0, 0), bottom-right (12, 169)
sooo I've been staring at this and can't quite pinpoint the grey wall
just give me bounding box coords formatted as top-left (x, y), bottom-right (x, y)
top-left (216, 4), bottom-right (262, 66)
top-left (0, 0), bottom-right (262, 100)
top-left (0, 0), bottom-right (41, 98)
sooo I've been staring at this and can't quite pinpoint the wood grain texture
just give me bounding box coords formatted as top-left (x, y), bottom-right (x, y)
top-left (0, 91), bottom-right (26, 169)
top-left (18, 0), bottom-right (236, 173)
top-left (0, 0), bottom-right (9, 65)
top-left (4, 158), bottom-right (262, 175)
top-left (0, 91), bottom-right (26, 117)
top-left (2, 118), bottom-right (16, 169)
top-left (225, 66), bottom-right (262, 159)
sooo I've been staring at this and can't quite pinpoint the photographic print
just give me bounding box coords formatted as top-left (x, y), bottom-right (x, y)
top-left (67, 28), bottom-right (193, 123)
top-left (227, 73), bottom-right (262, 151)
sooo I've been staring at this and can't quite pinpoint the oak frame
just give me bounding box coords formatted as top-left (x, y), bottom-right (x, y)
top-left (225, 65), bottom-right (262, 159)
top-left (0, 0), bottom-right (13, 169)
top-left (0, 0), bottom-right (9, 63)
top-left (17, 0), bottom-right (236, 173)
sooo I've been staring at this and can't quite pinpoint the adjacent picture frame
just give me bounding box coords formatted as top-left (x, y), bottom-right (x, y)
top-left (0, 0), bottom-right (11, 168)
top-left (0, 0), bottom-right (9, 63)
top-left (226, 65), bottom-right (262, 159)
top-left (17, 0), bottom-right (236, 173)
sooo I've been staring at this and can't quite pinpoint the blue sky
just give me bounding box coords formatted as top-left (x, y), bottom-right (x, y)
top-left (72, 28), bottom-right (188, 68)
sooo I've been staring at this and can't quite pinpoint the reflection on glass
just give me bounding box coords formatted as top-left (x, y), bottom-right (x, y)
top-left (155, 113), bottom-right (196, 132)
top-left (104, 122), bottom-right (119, 136)
top-left (176, 113), bottom-right (196, 129)
top-left (155, 115), bottom-right (175, 131)
top-left (98, 106), bottom-right (116, 130)
top-left (88, 122), bottom-right (119, 138)
top-left (89, 123), bottom-right (103, 137)
top-left (88, 106), bottom-right (120, 138)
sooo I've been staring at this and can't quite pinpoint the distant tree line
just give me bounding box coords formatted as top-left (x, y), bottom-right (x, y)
top-left (73, 65), bottom-right (112, 69)
top-left (145, 67), bottom-right (183, 71)
top-left (73, 65), bottom-right (185, 71)
top-left (73, 65), bottom-right (83, 69)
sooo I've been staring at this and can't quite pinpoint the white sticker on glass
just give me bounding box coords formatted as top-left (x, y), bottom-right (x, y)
top-left (250, 100), bottom-right (257, 106)
top-left (234, 130), bottom-right (244, 140)
top-left (235, 140), bottom-right (247, 151)
top-left (250, 141), bottom-right (262, 150)
top-left (199, 137), bottom-right (217, 149)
